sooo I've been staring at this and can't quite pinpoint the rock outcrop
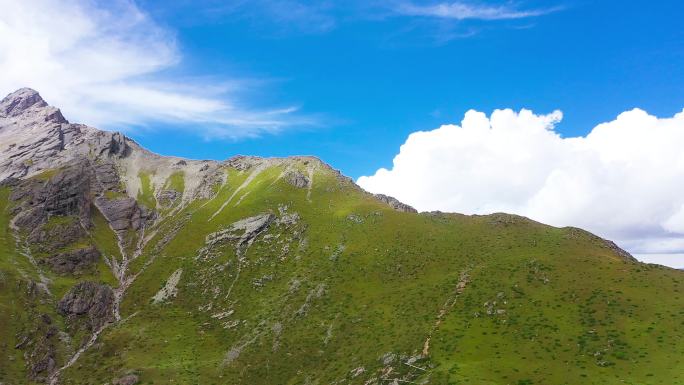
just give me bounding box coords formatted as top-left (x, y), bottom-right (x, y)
top-left (0, 88), bottom-right (129, 181)
top-left (157, 189), bottom-right (181, 207)
top-left (374, 194), bottom-right (417, 213)
top-left (57, 282), bottom-right (115, 332)
top-left (41, 246), bottom-right (100, 275)
top-left (94, 196), bottom-right (148, 232)
top-left (286, 170), bottom-right (310, 188)
top-left (10, 162), bottom-right (93, 230)
top-left (206, 213), bottom-right (276, 248)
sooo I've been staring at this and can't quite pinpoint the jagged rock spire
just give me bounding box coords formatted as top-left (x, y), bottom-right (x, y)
top-left (0, 88), bottom-right (48, 117)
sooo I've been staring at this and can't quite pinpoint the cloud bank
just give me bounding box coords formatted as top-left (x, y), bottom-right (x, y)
top-left (358, 108), bottom-right (684, 268)
top-left (0, 0), bottom-right (305, 138)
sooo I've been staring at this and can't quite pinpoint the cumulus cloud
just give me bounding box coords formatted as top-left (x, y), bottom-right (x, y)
top-left (395, 1), bottom-right (561, 20)
top-left (0, 0), bottom-right (306, 138)
top-left (358, 108), bottom-right (684, 267)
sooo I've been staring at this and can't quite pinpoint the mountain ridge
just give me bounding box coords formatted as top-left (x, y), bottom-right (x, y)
top-left (0, 88), bottom-right (681, 385)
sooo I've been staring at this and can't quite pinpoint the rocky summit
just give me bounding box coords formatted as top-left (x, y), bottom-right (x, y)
top-left (0, 89), bottom-right (682, 385)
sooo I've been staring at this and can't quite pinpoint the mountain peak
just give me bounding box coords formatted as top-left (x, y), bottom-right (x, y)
top-left (0, 88), bottom-right (48, 117)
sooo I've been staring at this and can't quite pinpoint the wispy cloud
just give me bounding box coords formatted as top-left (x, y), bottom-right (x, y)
top-left (395, 1), bottom-right (561, 21)
top-left (0, 0), bottom-right (309, 138)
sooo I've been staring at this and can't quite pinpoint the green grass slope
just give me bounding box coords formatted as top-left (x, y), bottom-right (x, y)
top-left (1, 159), bottom-right (682, 385)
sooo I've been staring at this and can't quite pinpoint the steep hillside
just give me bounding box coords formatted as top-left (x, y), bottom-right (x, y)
top-left (0, 89), bottom-right (682, 385)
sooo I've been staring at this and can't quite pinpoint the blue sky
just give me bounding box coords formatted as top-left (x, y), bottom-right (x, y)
top-left (125, 0), bottom-right (684, 178)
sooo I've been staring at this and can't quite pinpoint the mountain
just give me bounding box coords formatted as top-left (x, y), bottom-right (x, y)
top-left (0, 88), bottom-right (682, 385)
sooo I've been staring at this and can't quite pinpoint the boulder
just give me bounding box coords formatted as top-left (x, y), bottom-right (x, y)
top-left (57, 281), bottom-right (115, 331)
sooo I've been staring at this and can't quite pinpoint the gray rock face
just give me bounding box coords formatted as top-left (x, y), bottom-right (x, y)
top-left (374, 194), bottom-right (417, 213)
top-left (193, 165), bottom-right (227, 200)
top-left (8, 163), bottom-right (94, 251)
top-left (57, 281), bottom-right (115, 331)
top-left (206, 213), bottom-right (275, 248)
top-left (0, 88), bottom-right (50, 117)
top-left (0, 88), bottom-right (129, 181)
top-left (225, 155), bottom-right (258, 171)
top-left (95, 196), bottom-right (146, 232)
top-left (11, 162), bottom-right (92, 226)
top-left (93, 162), bottom-right (124, 192)
top-left (41, 246), bottom-right (100, 275)
top-left (27, 218), bottom-right (86, 254)
top-left (286, 170), bottom-right (310, 188)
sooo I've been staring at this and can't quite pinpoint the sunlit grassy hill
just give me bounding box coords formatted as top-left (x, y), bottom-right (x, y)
top-left (0, 89), bottom-right (682, 385)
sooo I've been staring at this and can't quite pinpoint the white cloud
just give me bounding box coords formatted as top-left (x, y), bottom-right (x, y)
top-left (396, 1), bottom-right (561, 20)
top-left (358, 108), bottom-right (684, 268)
top-left (0, 0), bottom-right (305, 138)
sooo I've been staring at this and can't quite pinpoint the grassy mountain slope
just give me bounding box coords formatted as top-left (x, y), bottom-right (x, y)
top-left (2, 157), bottom-right (681, 385)
top-left (0, 89), bottom-right (682, 385)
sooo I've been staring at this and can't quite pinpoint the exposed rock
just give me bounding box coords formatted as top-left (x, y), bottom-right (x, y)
top-left (93, 162), bottom-right (123, 192)
top-left (0, 88), bottom-right (129, 181)
top-left (380, 352), bottom-right (397, 365)
top-left (57, 282), bottom-right (115, 332)
top-left (564, 227), bottom-right (637, 262)
top-left (350, 366), bottom-right (365, 378)
top-left (0, 176), bottom-right (20, 187)
top-left (28, 346), bottom-right (57, 382)
top-left (206, 213), bottom-right (275, 248)
top-left (26, 217), bottom-right (86, 253)
top-left (286, 170), bottom-right (310, 188)
top-left (277, 212), bottom-right (300, 226)
top-left (0, 89), bottom-right (73, 180)
top-left (374, 194), bottom-right (417, 213)
top-left (95, 196), bottom-right (145, 232)
top-left (157, 189), bottom-right (181, 206)
top-left (0, 88), bottom-right (49, 117)
top-left (296, 283), bottom-right (327, 317)
top-left (112, 374), bottom-right (139, 385)
top-left (346, 214), bottom-right (364, 223)
top-left (19, 312), bottom-right (59, 382)
top-left (193, 166), bottom-right (226, 200)
top-left (90, 130), bottom-right (128, 158)
top-left (152, 269), bottom-right (183, 304)
top-left (225, 155), bottom-right (260, 171)
top-left (602, 240), bottom-right (638, 262)
top-left (6, 163), bottom-right (101, 253)
top-left (41, 246), bottom-right (100, 275)
top-left (11, 161), bottom-right (93, 230)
